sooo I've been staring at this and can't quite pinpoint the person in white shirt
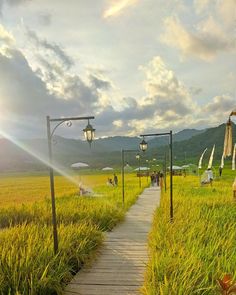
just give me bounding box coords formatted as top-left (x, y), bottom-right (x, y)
top-left (206, 168), bottom-right (213, 186)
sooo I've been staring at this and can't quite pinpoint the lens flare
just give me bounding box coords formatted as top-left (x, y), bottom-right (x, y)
top-left (0, 129), bottom-right (80, 187)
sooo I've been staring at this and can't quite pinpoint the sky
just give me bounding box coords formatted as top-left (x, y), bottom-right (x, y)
top-left (0, 0), bottom-right (235, 139)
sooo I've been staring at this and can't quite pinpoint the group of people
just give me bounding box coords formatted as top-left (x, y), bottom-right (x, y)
top-left (150, 171), bottom-right (163, 187)
top-left (107, 174), bottom-right (118, 187)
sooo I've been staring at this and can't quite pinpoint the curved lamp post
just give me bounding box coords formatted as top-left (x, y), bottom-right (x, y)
top-left (139, 131), bottom-right (173, 222)
top-left (136, 153), bottom-right (141, 188)
top-left (47, 115), bottom-right (95, 254)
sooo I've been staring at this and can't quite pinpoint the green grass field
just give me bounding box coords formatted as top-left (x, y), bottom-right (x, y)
top-left (0, 172), bottom-right (145, 295)
top-left (143, 168), bottom-right (236, 295)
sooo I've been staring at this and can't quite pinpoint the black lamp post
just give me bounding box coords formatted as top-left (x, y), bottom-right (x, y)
top-left (164, 151), bottom-right (167, 192)
top-left (136, 153), bottom-right (141, 188)
top-left (139, 131), bottom-right (173, 222)
top-left (121, 149), bottom-right (139, 206)
top-left (145, 159), bottom-right (149, 183)
top-left (46, 115), bottom-right (95, 254)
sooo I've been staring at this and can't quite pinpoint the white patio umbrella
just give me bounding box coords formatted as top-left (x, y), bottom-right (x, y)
top-left (71, 162), bottom-right (89, 169)
top-left (102, 167), bottom-right (114, 171)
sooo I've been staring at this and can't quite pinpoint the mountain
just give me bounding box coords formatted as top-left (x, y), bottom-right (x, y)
top-left (0, 124), bottom-right (234, 172)
top-left (147, 128), bottom-right (204, 148)
top-left (173, 128), bottom-right (205, 142)
top-left (147, 123), bottom-right (236, 165)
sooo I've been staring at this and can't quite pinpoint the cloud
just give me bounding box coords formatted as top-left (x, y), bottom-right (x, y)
top-left (140, 56), bottom-right (196, 116)
top-left (0, 15), bottom-right (233, 138)
top-left (23, 29), bottom-right (100, 109)
top-left (161, 15), bottom-right (236, 61)
top-left (0, 43), bottom-right (233, 138)
top-left (89, 74), bottom-right (112, 90)
top-left (216, 0), bottom-right (236, 29)
top-left (94, 56), bottom-right (201, 136)
top-left (0, 46), bottom-right (103, 136)
top-left (6, 0), bottom-right (28, 5)
top-left (0, 24), bottom-right (14, 45)
top-left (38, 13), bottom-right (52, 26)
top-left (113, 119), bottom-right (123, 128)
top-left (95, 55), bottom-right (235, 135)
top-left (0, 0), bottom-right (29, 14)
top-left (194, 0), bottom-right (236, 29)
top-left (103, 0), bottom-right (138, 18)
top-left (0, 48), bottom-right (73, 116)
top-left (203, 94), bottom-right (235, 116)
top-left (194, 0), bottom-right (211, 14)
top-left (26, 28), bottom-right (73, 70)
top-left (189, 86), bottom-right (202, 96)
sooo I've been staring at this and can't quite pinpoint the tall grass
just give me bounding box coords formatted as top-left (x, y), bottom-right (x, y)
top-left (0, 223), bottom-right (102, 295)
top-left (143, 171), bottom-right (236, 295)
top-left (0, 173), bottom-right (145, 294)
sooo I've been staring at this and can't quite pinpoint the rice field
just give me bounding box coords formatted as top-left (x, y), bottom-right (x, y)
top-left (143, 168), bottom-right (236, 295)
top-left (0, 173), bottom-right (109, 207)
top-left (0, 172), bottom-right (145, 294)
top-left (1, 168), bottom-right (235, 295)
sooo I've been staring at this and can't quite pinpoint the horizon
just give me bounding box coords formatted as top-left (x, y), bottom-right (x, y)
top-left (0, 125), bottom-right (215, 141)
top-left (0, 120), bottom-right (232, 143)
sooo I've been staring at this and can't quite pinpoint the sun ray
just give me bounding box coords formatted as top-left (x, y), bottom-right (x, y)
top-left (0, 129), bottom-right (80, 186)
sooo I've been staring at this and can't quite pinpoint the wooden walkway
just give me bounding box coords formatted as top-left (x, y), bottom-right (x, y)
top-left (64, 186), bottom-right (160, 295)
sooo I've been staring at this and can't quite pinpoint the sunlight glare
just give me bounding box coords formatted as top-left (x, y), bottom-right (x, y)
top-left (0, 128), bottom-right (80, 187)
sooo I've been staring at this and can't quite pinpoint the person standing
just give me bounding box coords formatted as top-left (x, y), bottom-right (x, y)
top-left (233, 177), bottom-right (236, 199)
top-left (219, 166), bottom-right (223, 177)
top-left (155, 171), bottom-right (160, 186)
top-left (159, 171), bottom-right (164, 189)
top-left (150, 172), bottom-right (155, 186)
top-left (113, 174), bottom-right (118, 186)
top-left (206, 168), bottom-right (213, 186)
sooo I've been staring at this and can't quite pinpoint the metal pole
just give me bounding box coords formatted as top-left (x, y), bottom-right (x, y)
top-left (170, 130), bottom-right (173, 222)
top-left (46, 116), bottom-right (59, 254)
top-left (139, 156), bottom-right (141, 188)
top-left (121, 149), bottom-right (125, 207)
top-left (146, 160), bottom-right (149, 183)
top-left (139, 131), bottom-right (174, 222)
top-left (164, 151), bottom-right (167, 192)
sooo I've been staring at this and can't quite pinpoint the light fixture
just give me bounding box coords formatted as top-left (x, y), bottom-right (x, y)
top-left (83, 120), bottom-right (95, 145)
top-left (139, 137), bottom-right (147, 152)
top-left (46, 115), bottom-right (95, 254)
top-left (136, 153), bottom-right (140, 159)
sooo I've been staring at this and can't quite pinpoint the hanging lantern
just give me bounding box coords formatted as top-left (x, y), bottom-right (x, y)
top-left (83, 120), bottom-right (95, 145)
top-left (139, 138), bottom-right (148, 152)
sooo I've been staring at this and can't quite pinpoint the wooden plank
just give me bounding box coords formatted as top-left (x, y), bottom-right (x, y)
top-left (64, 187), bottom-right (160, 295)
top-left (65, 284), bottom-right (141, 295)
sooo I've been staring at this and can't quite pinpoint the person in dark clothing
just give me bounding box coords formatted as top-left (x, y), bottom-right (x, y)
top-left (150, 173), bottom-right (155, 186)
top-left (219, 166), bottom-right (223, 177)
top-left (159, 171), bottom-right (164, 189)
top-left (156, 171), bottom-right (160, 186)
top-left (113, 174), bottom-right (118, 186)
